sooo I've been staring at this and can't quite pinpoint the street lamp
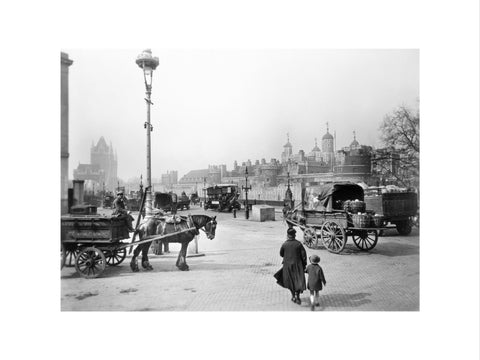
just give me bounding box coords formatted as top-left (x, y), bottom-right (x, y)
top-left (136, 49), bottom-right (159, 217)
top-left (242, 167), bottom-right (251, 219)
top-left (284, 171), bottom-right (293, 210)
top-left (203, 177), bottom-right (207, 208)
top-left (139, 174), bottom-right (144, 195)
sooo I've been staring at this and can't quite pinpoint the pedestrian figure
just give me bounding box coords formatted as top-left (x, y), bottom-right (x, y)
top-left (305, 254), bottom-right (327, 311)
top-left (275, 228), bottom-right (307, 305)
top-left (170, 192), bottom-right (178, 214)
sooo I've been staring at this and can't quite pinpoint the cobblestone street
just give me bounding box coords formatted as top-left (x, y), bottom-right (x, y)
top-left (61, 207), bottom-right (419, 311)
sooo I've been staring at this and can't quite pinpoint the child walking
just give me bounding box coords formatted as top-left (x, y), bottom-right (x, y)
top-left (305, 254), bottom-right (326, 311)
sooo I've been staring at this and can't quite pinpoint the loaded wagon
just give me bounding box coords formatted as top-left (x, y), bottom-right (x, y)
top-left (61, 208), bottom-right (132, 277)
top-left (61, 189), bottom-right (196, 278)
top-left (102, 194), bottom-right (114, 208)
top-left (284, 182), bottom-right (395, 254)
top-left (189, 191), bottom-right (200, 205)
top-left (124, 190), bottom-right (143, 211)
top-left (204, 184), bottom-right (241, 212)
top-left (154, 192), bottom-right (190, 213)
top-left (364, 187), bottom-right (418, 235)
top-left (178, 192), bottom-right (191, 210)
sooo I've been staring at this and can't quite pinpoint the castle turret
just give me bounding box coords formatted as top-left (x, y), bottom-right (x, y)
top-left (321, 123), bottom-right (335, 169)
top-left (281, 133), bottom-right (293, 163)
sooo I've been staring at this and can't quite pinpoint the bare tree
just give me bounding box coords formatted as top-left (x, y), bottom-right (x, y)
top-left (376, 104), bottom-right (419, 188)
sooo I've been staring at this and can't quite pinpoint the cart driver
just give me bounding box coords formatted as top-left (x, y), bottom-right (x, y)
top-left (113, 191), bottom-right (135, 232)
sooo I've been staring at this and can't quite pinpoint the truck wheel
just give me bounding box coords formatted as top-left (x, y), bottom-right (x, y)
top-left (396, 221), bottom-right (412, 236)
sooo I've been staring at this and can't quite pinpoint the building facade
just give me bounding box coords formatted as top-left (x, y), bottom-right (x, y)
top-left (73, 137), bottom-right (118, 191)
top-left (177, 126), bottom-right (420, 198)
top-left (161, 170), bottom-right (178, 187)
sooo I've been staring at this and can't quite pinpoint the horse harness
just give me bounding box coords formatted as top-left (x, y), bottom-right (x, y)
top-left (187, 215), bottom-right (200, 236)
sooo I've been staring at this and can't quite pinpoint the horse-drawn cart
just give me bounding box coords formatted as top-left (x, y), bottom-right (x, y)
top-left (61, 213), bottom-right (196, 278)
top-left (284, 182), bottom-right (394, 254)
top-left (61, 189), bottom-right (200, 278)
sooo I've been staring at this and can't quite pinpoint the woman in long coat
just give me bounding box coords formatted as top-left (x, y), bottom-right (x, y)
top-left (279, 228), bottom-right (307, 304)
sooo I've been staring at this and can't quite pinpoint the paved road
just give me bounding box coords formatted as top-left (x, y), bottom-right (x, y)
top-left (61, 206), bottom-right (419, 311)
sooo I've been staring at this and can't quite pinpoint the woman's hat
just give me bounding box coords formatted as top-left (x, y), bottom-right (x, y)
top-left (287, 228), bottom-right (296, 236)
top-left (310, 254), bottom-right (320, 264)
top-left (116, 190), bottom-right (124, 195)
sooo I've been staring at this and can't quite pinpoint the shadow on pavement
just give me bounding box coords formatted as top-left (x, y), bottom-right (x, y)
top-left (372, 242), bottom-right (419, 257)
top-left (319, 241), bottom-right (419, 258)
top-left (314, 292), bottom-right (372, 309)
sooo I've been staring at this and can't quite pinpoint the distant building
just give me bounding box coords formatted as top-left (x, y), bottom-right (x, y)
top-left (73, 137), bottom-right (118, 191)
top-left (281, 133), bottom-right (293, 163)
top-left (161, 170), bottom-right (178, 187)
top-left (308, 138), bottom-right (322, 162)
top-left (177, 128), bottom-right (399, 191)
top-left (321, 124), bottom-right (335, 168)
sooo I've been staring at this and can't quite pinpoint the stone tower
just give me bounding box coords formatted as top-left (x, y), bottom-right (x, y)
top-left (281, 133), bottom-right (293, 163)
top-left (322, 123), bottom-right (334, 168)
top-left (90, 137), bottom-right (118, 190)
top-left (350, 130), bottom-right (360, 150)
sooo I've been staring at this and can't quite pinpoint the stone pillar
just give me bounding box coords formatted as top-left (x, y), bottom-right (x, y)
top-left (73, 180), bottom-right (85, 206)
top-left (61, 52), bottom-right (73, 214)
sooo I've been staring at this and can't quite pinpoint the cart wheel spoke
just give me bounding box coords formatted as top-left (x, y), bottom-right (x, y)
top-left (61, 244), bottom-right (66, 270)
top-left (321, 221), bottom-right (346, 254)
top-left (64, 248), bottom-right (79, 267)
top-left (352, 231), bottom-right (378, 251)
top-left (303, 227), bottom-right (318, 249)
top-left (105, 248), bottom-right (127, 266)
top-left (75, 247), bottom-right (106, 279)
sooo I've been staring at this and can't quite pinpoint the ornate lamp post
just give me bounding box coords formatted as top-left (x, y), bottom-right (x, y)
top-left (203, 177), bottom-right (207, 208)
top-left (284, 171), bottom-right (293, 210)
top-left (136, 49), bottom-right (159, 217)
top-left (242, 167), bottom-right (251, 219)
top-left (139, 174), bottom-right (144, 197)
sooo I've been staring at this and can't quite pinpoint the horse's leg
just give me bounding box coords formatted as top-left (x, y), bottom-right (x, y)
top-left (152, 240), bottom-right (163, 255)
top-left (141, 242), bottom-right (153, 270)
top-left (176, 242), bottom-right (189, 271)
top-left (130, 244), bottom-right (141, 272)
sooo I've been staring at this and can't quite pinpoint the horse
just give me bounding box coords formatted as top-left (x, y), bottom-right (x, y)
top-left (130, 214), bottom-right (217, 272)
top-left (189, 193), bottom-right (200, 205)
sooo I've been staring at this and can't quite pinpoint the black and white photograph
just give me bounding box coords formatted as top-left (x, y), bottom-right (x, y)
top-left (60, 49), bottom-right (420, 311)
top-left (2, 1), bottom-right (478, 360)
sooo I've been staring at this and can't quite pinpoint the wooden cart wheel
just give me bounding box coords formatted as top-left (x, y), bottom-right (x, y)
top-left (320, 221), bottom-right (347, 254)
top-left (105, 248), bottom-right (127, 266)
top-left (61, 243), bottom-right (66, 270)
top-left (64, 248), bottom-right (79, 267)
top-left (303, 227), bottom-right (318, 249)
top-left (75, 247), bottom-right (106, 279)
top-left (352, 230), bottom-right (378, 251)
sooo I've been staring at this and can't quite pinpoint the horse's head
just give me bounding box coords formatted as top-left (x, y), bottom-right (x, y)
top-left (204, 216), bottom-right (217, 240)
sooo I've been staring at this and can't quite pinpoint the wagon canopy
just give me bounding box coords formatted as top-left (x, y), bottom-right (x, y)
top-left (154, 192), bottom-right (173, 208)
top-left (304, 182), bottom-right (364, 211)
top-left (206, 184), bottom-right (238, 196)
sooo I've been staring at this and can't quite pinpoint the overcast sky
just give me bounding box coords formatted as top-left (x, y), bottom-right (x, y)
top-left (66, 49), bottom-right (418, 180)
